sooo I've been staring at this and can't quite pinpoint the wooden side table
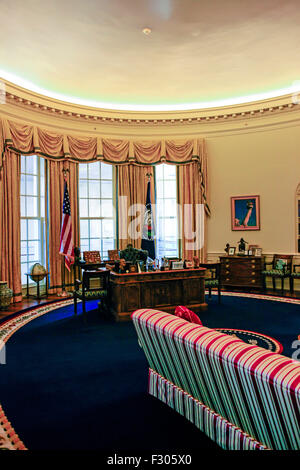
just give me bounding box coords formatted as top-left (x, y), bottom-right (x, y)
top-left (26, 273), bottom-right (49, 299)
top-left (220, 256), bottom-right (264, 290)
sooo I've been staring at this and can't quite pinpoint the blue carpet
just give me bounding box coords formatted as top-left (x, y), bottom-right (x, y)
top-left (0, 293), bottom-right (299, 451)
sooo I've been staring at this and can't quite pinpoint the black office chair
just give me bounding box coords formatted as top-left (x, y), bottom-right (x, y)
top-left (73, 269), bottom-right (110, 320)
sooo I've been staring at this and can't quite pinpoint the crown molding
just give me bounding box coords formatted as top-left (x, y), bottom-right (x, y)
top-left (1, 78), bottom-right (300, 138)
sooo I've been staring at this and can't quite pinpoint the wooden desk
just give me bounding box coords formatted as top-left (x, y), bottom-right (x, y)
top-left (109, 268), bottom-right (206, 321)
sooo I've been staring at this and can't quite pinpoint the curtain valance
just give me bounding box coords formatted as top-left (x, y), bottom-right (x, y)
top-left (1, 118), bottom-right (204, 166)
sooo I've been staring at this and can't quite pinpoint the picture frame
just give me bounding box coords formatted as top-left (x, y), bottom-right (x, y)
top-left (184, 260), bottom-right (194, 269)
top-left (248, 249), bottom-right (253, 256)
top-left (171, 261), bottom-right (184, 270)
top-left (231, 196), bottom-right (260, 231)
top-left (228, 247), bottom-right (236, 256)
top-left (254, 247), bottom-right (262, 257)
top-left (244, 250), bottom-right (248, 256)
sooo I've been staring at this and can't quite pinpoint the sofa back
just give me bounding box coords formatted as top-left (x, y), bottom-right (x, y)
top-left (132, 308), bottom-right (300, 450)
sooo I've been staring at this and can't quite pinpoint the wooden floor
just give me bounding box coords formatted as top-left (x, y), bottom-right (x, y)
top-left (0, 294), bottom-right (68, 321)
top-left (1, 288), bottom-right (300, 321)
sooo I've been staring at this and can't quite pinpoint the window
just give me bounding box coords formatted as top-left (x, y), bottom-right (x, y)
top-left (79, 162), bottom-right (115, 259)
top-left (20, 155), bottom-right (46, 285)
top-left (155, 164), bottom-right (179, 258)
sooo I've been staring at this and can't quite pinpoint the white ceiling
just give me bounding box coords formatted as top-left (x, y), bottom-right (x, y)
top-left (1, 0), bottom-right (300, 110)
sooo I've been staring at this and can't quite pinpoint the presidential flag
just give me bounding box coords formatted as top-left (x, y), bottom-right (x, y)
top-left (59, 180), bottom-right (74, 271)
top-left (141, 180), bottom-right (155, 260)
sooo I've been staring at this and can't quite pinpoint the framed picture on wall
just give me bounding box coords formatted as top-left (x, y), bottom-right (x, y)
top-left (231, 195), bottom-right (260, 231)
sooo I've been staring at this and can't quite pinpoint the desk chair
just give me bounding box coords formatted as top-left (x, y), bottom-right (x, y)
top-left (289, 263), bottom-right (300, 293)
top-left (74, 269), bottom-right (110, 319)
top-left (262, 254), bottom-right (293, 294)
top-left (200, 263), bottom-right (221, 303)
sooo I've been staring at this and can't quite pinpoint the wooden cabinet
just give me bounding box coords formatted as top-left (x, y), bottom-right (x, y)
top-left (109, 268), bottom-right (206, 320)
top-left (220, 256), bottom-right (264, 290)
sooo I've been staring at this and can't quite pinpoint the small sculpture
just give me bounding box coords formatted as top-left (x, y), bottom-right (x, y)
top-left (224, 243), bottom-right (230, 254)
top-left (238, 238), bottom-right (247, 252)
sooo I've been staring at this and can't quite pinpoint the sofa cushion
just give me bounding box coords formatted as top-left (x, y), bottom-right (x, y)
top-left (174, 305), bottom-right (202, 325)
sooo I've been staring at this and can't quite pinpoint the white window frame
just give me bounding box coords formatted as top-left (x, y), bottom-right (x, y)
top-left (20, 155), bottom-right (46, 286)
top-left (155, 164), bottom-right (179, 259)
top-left (78, 162), bottom-right (116, 259)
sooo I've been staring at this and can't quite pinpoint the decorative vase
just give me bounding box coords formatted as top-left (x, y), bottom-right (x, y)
top-left (0, 281), bottom-right (13, 310)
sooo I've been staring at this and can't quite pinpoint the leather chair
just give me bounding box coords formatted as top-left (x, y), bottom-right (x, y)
top-left (73, 269), bottom-right (110, 319)
top-left (262, 254), bottom-right (293, 294)
top-left (119, 244), bottom-right (148, 264)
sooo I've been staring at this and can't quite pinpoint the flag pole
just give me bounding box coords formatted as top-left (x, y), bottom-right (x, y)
top-left (58, 169), bottom-right (72, 298)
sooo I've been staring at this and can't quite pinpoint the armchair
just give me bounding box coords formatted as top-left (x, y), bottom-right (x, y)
top-left (200, 262), bottom-right (221, 303)
top-left (262, 254), bottom-right (293, 293)
top-left (73, 269), bottom-right (110, 319)
top-left (290, 263), bottom-right (300, 292)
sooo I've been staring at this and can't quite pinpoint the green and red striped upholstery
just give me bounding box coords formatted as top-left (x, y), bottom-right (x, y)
top-left (132, 309), bottom-right (300, 451)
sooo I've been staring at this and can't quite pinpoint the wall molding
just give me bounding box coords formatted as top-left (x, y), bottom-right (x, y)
top-left (1, 79), bottom-right (300, 139)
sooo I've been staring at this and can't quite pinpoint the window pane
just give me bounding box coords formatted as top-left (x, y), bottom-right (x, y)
top-left (79, 179), bottom-right (88, 198)
top-left (89, 180), bottom-right (100, 198)
top-left (102, 219), bottom-right (114, 238)
top-left (79, 198), bottom-right (89, 217)
top-left (101, 163), bottom-right (112, 180)
top-left (88, 162), bottom-right (100, 179)
top-left (79, 164), bottom-right (88, 179)
top-left (21, 175), bottom-right (26, 195)
top-left (21, 156), bottom-right (26, 174)
top-left (102, 239), bottom-right (114, 258)
top-left (26, 175), bottom-right (38, 196)
top-left (90, 238), bottom-right (101, 251)
top-left (101, 181), bottom-right (112, 199)
top-left (80, 219), bottom-right (89, 239)
top-left (21, 263), bottom-right (29, 285)
top-left (80, 239), bottom-right (90, 252)
top-left (90, 219), bottom-right (101, 238)
top-left (21, 219), bottom-right (27, 241)
top-left (27, 219), bottom-right (39, 240)
top-left (101, 200), bottom-right (113, 218)
top-left (26, 196), bottom-right (38, 217)
top-left (164, 164), bottom-right (176, 179)
top-left (28, 241), bottom-right (39, 262)
top-left (89, 199), bottom-right (101, 217)
top-left (26, 156), bottom-right (37, 174)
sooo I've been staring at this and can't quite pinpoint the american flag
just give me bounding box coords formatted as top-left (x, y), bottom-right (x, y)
top-left (59, 180), bottom-right (74, 271)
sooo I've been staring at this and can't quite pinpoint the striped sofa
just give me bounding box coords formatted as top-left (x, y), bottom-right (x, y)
top-left (131, 308), bottom-right (300, 451)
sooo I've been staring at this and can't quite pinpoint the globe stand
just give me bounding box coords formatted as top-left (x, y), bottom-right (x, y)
top-left (26, 273), bottom-right (48, 300)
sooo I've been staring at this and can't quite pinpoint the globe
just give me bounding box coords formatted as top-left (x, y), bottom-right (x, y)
top-left (30, 263), bottom-right (47, 283)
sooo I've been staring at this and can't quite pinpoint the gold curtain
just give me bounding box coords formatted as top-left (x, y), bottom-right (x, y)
top-left (0, 118), bottom-right (210, 298)
top-left (178, 159), bottom-right (209, 263)
top-left (0, 149), bottom-right (22, 302)
top-left (48, 160), bottom-right (79, 293)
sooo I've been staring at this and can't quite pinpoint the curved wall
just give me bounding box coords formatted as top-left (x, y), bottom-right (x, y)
top-left (1, 79), bottom-right (300, 261)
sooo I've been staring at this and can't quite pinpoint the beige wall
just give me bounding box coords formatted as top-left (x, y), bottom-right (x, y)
top-left (206, 125), bottom-right (300, 257)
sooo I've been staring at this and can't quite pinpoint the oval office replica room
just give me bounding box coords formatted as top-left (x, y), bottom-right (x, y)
top-left (0, 0), bottom-right (299, 457)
